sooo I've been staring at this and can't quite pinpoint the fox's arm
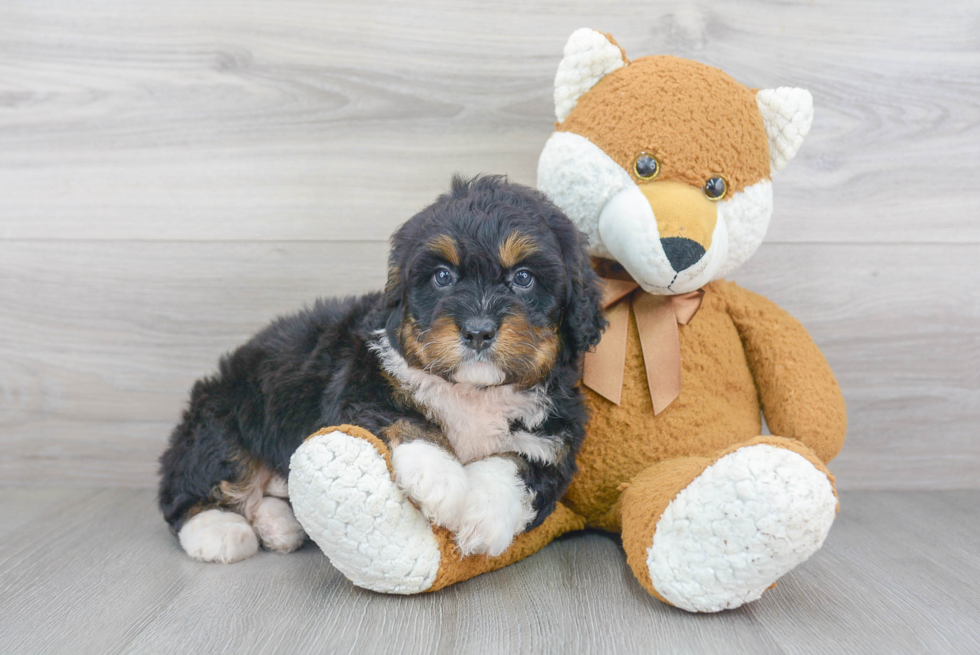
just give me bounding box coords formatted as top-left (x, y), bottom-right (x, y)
top-left (716, 281), bottom-right (847, 463)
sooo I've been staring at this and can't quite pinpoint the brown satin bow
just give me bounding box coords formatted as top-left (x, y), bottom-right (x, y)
top-left (583, 264), bottom-right (704, 415)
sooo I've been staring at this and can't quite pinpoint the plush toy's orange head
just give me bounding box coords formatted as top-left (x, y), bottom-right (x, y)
top-left (560, 55), bottom-right (771, 196)
top-left (539, 29), bottom-right (813, 294)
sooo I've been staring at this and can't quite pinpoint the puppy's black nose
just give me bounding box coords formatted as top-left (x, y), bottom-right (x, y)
top-left (462, 318), bottom-right (497, 352)
top-left (661, 237), bottom-right (706, 272)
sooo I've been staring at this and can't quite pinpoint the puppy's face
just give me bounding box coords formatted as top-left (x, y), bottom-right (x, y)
top-left (386, 177), bottom-right (605, 388)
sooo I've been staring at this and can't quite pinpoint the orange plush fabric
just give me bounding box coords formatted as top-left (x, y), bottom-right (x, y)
top-left (559, 56), bottom-right (771, 195)
top-left (569, 279), bottom-right (846, 529)
top-left (724, 287), bottom-right (848, 463)
top-left (568, 280), bottom-right (763, 530)
top-left (427, 503), bottom-right (586, 593)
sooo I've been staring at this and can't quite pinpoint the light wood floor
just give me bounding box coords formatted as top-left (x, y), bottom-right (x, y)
top-left (1, 489), bottom-right (977, 654)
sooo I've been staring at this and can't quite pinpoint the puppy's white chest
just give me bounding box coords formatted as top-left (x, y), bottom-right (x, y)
top-left (420, 382), bottom-right (547, 463)
top-left (371, 334), bottom-right (549, 463)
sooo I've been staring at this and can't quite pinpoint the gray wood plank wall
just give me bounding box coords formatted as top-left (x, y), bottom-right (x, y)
top-left (1, 0), bottom-right (978, 489)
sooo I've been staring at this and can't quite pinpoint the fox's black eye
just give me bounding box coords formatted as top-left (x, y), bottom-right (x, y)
top-left (433, 268), bottom-right (454, 288)
top-left (704, 176), bottom-right (727, 201)
top-left (512, 269), bottom-right (533, 289)
top-left (634, 153), bottom-right (660, 180)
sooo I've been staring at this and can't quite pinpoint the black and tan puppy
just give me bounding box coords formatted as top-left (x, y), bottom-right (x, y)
top-left (159, 175), bottom-right (606, 564)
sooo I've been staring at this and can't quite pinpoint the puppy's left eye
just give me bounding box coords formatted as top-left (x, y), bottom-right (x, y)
top-left (512, 270), bottom-right (534, 289)
top-left (433, 268), bottom-right (455, 288)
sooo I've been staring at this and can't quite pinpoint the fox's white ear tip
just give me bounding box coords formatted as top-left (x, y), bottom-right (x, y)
top-left (564, 28), bottom-right (604, 54)
top-left (757, 87), bottom-right (813, 172)
top-left (554, 29), bottom-right (626, 123)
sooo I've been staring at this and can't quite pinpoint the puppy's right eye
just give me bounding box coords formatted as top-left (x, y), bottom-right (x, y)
top-left (433, 268), bottom-right (455, 288)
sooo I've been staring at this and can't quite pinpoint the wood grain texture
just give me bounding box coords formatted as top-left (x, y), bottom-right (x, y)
top-left (1, 0), bottom-right (979, 488)
top-left (0, 489), bottom-right (977, 654)
top-left (733, 243), bottom-right (980, 490)
top-left (1, 0), bottom-right (978, 243)
top-left (1, 240), bottom-right (977, 488)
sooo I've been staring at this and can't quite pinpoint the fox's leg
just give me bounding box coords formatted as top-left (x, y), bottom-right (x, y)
top-left (288, 426), bottom-right (585, 594)
top-left (619, 436), bottom-right (838, 612)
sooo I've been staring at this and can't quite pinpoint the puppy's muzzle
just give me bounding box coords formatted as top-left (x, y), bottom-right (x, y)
top-left (461, 317), bottom-right (497, 353)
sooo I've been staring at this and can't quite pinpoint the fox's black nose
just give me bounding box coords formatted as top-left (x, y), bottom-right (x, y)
top-left (661, 237), bottom-right (706, 272)
top-left (462, 318), bottom-right (497, 352)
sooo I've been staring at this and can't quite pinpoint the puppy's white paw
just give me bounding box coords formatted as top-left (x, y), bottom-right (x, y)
top-left (455, 457), bottom-right (535, 557)
top-left (178, 509), bottom-right (259, 564)
top-left (251, 497), bottom-right (307, 553)
top-left (392, 441), bottom-right (469, 531)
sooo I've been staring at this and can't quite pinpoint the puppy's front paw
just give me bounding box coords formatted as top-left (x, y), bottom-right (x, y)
top-left (455, 458), bottom-right (536, 557)
top-left (392, 441), bottom-right (469, 531)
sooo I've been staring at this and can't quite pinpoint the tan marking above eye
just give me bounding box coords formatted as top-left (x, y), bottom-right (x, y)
top-left (427, 234), bottom-right (460, 266)
top-left (498, 232), bottom-right (538, 269)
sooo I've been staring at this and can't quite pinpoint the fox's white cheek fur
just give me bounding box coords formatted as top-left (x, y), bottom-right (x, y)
top-left (597, 184), bottom-right (672, 289)
top-left (715, 179), bottom-right (774, 278)
top-left (455, 457), bottom-right (536, 557)
top-left (538, 131), bottom-right (634, 259)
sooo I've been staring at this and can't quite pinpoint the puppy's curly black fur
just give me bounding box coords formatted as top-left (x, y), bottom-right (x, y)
top-left (158, 175), bottom-right (606, 549)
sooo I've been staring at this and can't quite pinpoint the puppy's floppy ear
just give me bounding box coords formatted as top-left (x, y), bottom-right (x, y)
top-left (383, 260), bottom-right (401, 308)
top-left (548, 209), bottom-right (606, 358)
top-left (383, 241), bottom-right (403, 308)
top-left (385, 216), bottom-right (422, 308)
top-left (562, 238), bottom-right (606, 357)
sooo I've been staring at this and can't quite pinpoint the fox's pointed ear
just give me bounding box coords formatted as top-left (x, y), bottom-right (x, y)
top-left (554, 29), bottom-right (628, 123)
top-left (756, 87), bottom-right (814, 172)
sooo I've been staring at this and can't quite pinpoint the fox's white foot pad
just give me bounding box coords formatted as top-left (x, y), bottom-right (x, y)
top-left (251, 496), bottom-right (307, 553)
top-left (178, 509), bottom-right (259, 564)
top-left (288, 430), bottom-right (441, 594)
top-left (648, 444), bottom-right (837, 612)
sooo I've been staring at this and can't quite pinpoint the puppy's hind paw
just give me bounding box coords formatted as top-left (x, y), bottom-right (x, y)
top-left (178, 509), bottom-right (259, 564)
top-left (251, 496), bottom-right (307, 553)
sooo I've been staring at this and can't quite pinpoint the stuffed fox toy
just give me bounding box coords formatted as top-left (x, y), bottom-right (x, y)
top-left (289, 29), bottom-right (847, 613)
